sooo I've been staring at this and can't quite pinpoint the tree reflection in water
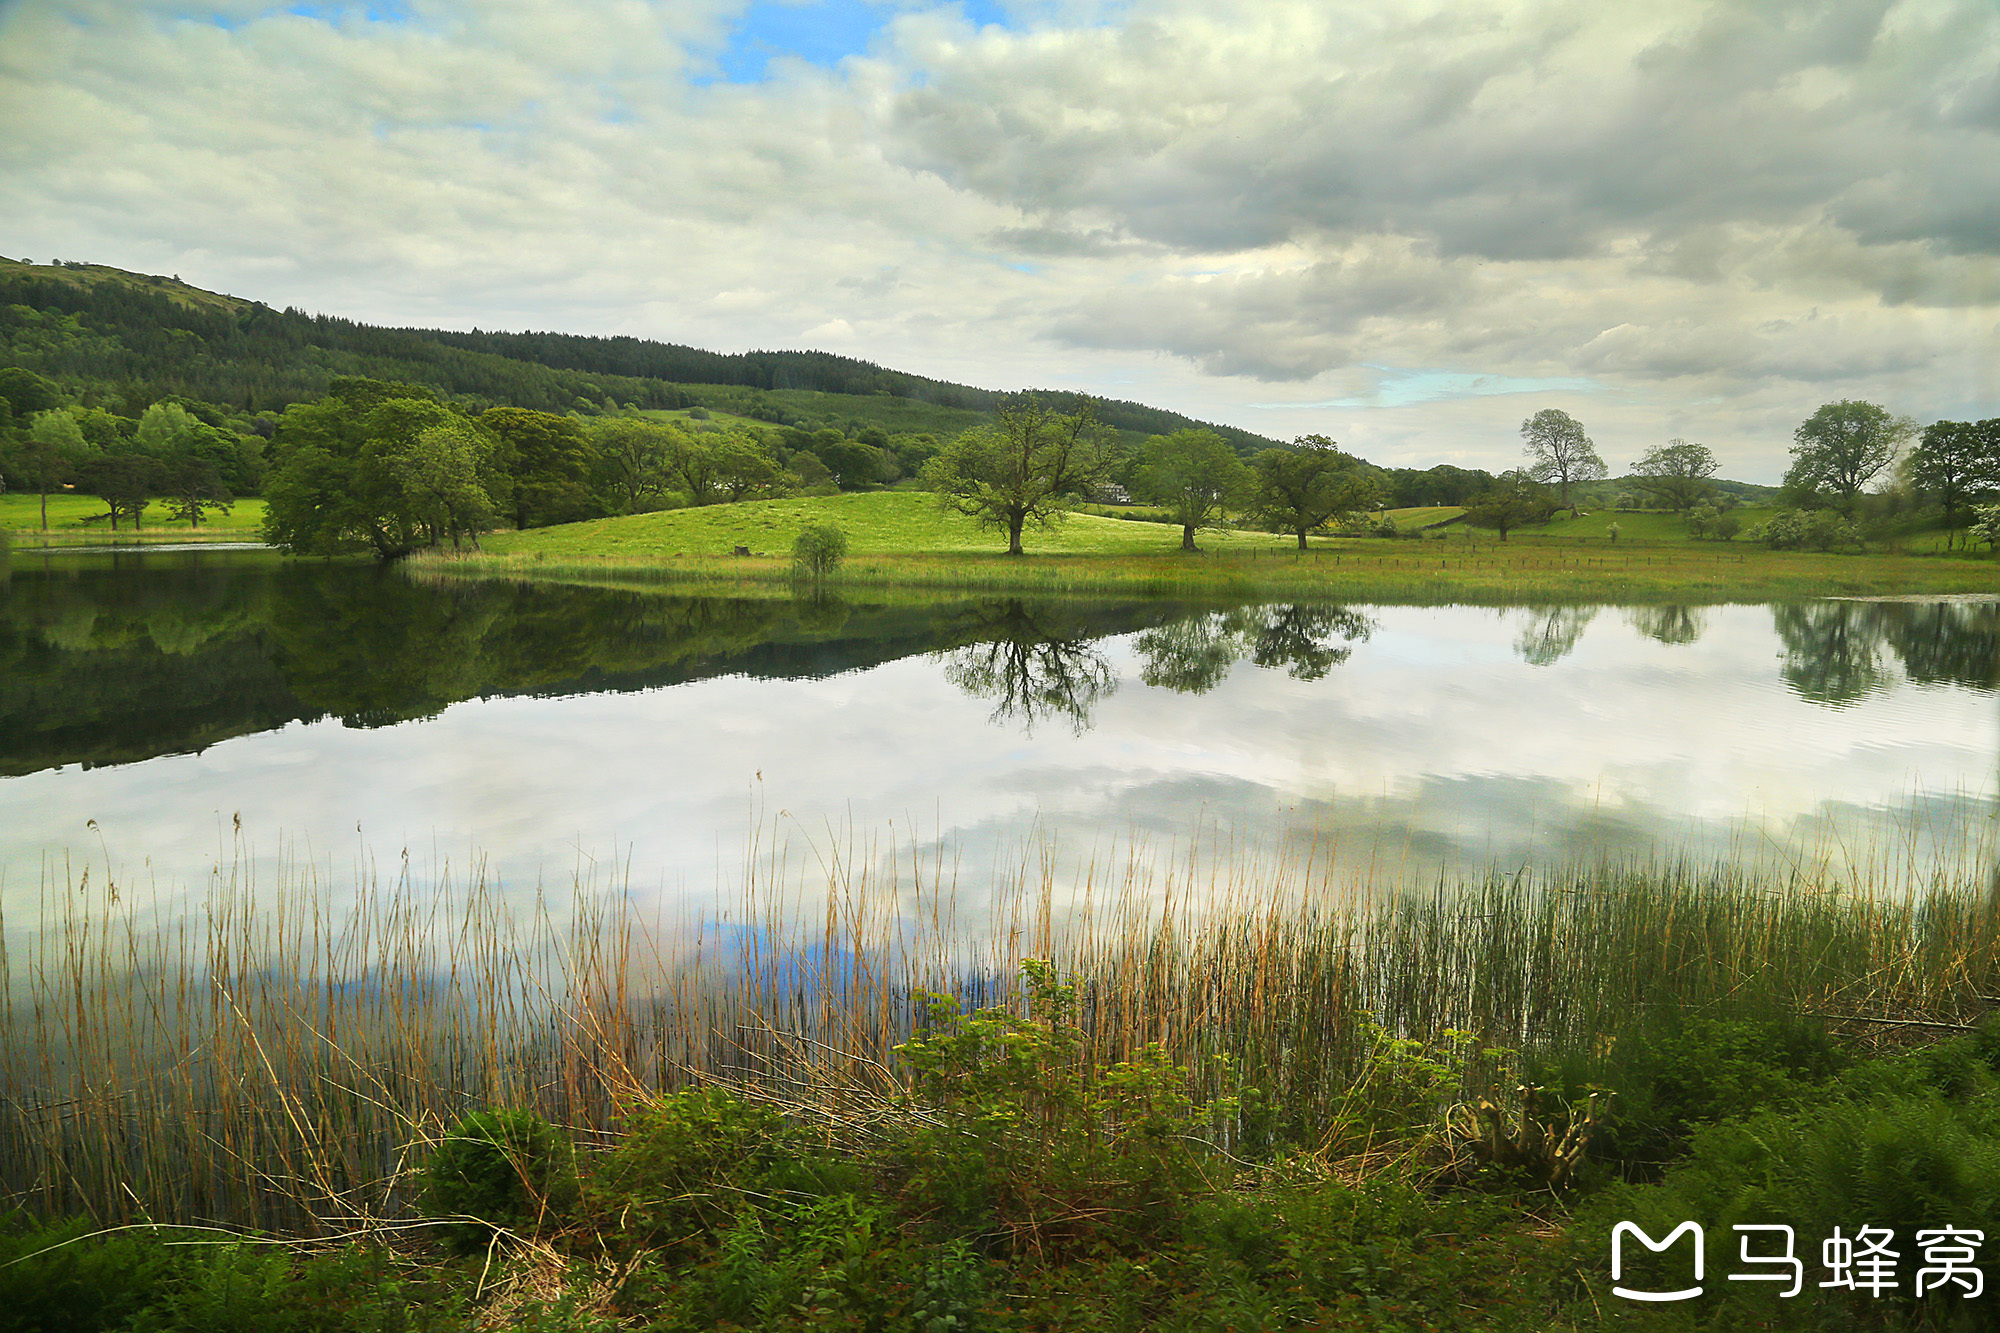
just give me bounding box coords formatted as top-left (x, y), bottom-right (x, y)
top-left (1513, 605), bottom-right (1601, 666)
top-left (933, 600), bottom-right (1117, 735)
top-left (1626, 604), bottom-right (1708, 647)
top-left (1773, 600), bottom-right (1999, 707)
top-left (1137, 604), bottom-right (1374, 695)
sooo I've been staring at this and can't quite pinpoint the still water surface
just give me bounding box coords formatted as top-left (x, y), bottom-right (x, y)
top-left (1, 550), bottom-right (1994, 927)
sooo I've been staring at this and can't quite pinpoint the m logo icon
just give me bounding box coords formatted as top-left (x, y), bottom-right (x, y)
top-left (1612, 1221), bottom-right (1705, 1302)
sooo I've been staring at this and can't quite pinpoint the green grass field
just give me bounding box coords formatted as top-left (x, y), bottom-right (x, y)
top-left (431, 491), bottom-right (1999, 602)
top-left (1, 493), bottom-right (268, 541)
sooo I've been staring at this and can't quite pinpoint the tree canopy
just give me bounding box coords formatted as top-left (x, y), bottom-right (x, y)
top-left (922, 398), bottom-right (1110, 555)
top-left (1520, 409), bottom-right (1605, 511)
top-left (262, 378), bottom-right (504, 559)
top-left (1628, 439), bottom-right (1718, 512)
top-left (1905, 418), bottom-right (2000, 531)
top-left (1785, 400), bottom-right (1914, 514)
top-left (1134, 427), bottom-right (1250, 552)
top-left (1250, 435), bottom-right (1378, 549)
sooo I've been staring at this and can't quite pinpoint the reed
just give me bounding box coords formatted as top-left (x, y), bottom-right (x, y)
top-left (3, 826), bottom-right (1996, 1235)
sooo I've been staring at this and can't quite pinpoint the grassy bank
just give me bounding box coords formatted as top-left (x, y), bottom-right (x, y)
top-left (412, 493), bottom-right (1997, 601)
top-left (2, 494), bottom-right (268, 545)
top-left (5, 831), bottom-right (2000, 1328)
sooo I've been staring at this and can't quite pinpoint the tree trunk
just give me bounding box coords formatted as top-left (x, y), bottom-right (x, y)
top-left (1007, 514), bottom-right (1025, 555)
top-left (1181, 524), bottom-right (1198, 552)
top-left (39, 489), bottom-right (48, 533)
top-left (1295, 529), bottom-right (1308, 551)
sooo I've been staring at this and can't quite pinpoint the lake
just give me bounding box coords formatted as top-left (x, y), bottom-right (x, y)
top-left (1, 549), bottom-right (1994, 940)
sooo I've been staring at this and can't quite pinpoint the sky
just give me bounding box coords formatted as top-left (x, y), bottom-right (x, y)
top-left (2, 0), bottom-right (1997, 481)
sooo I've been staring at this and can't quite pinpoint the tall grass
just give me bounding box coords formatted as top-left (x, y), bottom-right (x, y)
top-left (3, 827), bottom-right (1997, 1234)
top-left (415, 540), bottom-right (2000, 603)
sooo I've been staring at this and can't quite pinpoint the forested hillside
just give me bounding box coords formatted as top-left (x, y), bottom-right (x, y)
top-left (0, 259), bottom-right (1279, 451)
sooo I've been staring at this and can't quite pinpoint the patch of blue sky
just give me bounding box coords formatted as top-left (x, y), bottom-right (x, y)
top-left (700, 0), bottom-right (1015, 85)
top-left (1261, 369), bottom-right (1604, 410)
top-left (284, 2), bottom-right (415, 24)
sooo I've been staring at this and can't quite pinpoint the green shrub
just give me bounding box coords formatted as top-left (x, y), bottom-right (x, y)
top-left (887, 961), bottom-right (1238, 1255)
top-left (417, 1108), bottom-right (577, 1251)
top-left (0, 1212), bottom-right (179, 1333)
top-left (582, 1087), bottom-right (858, 1258)
top-left (1551, 1014), bottom-right (1849, 1177)
top-left (790, 522), bottom-right (848, 581)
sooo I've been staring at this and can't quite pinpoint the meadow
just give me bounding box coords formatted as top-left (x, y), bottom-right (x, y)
top-left (427, 492), bottom-right (1997, 602)
top-left (1, 493), bottom-right (268, 543)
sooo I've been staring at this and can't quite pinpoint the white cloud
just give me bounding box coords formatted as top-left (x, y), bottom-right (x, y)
top-left (1, 0), bottom-right (1995, 480)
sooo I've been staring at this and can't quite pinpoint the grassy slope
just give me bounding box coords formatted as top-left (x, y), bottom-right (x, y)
top-left (439, 492), bottom-right (1999, 602)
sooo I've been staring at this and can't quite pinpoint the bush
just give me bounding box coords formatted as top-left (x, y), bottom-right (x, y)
top-left (790, 522), bottom-right (848, 582)
top-left (581, 1087), bottom-right (860, 1258)
top-left (1756, 508), bottom-right (1861, 551)
top-left (886, 961), bottom-right (1239, 1255)
top-left (418, 1108), bottom-right (577, 1250)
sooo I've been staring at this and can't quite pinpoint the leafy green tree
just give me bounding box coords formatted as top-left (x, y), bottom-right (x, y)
top-left (478, 406), bottom-right (598, 528)
top-left (1249, 435), bottom-right (1378, 549)
top-left (401, 422), bottom-right (499, 550)
top-left (1134, 427), bottom-right (1250, 552)
top-left (160, 456), bottom-right (233, 528)
top-left (1520, 409), bottom-right (1604, 512)
top-left (77, 451), bottom-right (164, 530)
top-left (666, 425), bottom-right (722, 504)
top-left (1463, 470), bottom-right (1555, 540)
top-left (1784, 400), bottom-right (1914, 514)
top-left (1629, 439), bottom-right (1718, 512)
top-left (712, 432), bottom-right (782, 502)
top-left (588, 416), bottom-right (676, 513)
top-left (923, 398), bottom-right (1110, 556)
top-left (1905, 419), bottom-right (2000, 537)
top-left (819, 436), bottom-right (883, 490)
top-left (10, 409), bottom-right (93, 531)
top-left (262, 378), bottom-right (469, 558)
top-left (0, 367), bottom-right (63, 422)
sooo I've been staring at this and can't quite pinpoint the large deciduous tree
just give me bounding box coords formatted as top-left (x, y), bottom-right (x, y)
top-left (401, 422), bottom-right (499, 550)
top-left (1628, 439), bottom-right (1718, 512)
top-left (478, 407), bottom-right (598, 529)
top-left (11, 409), bottom-right (94, 531)
top-left (1520, 409), bottom-right (1605, 513)
top-left (588, 417), bottom-right (676, 513)
top-left (1135, 428), bottom-right (1251, 552)
top-left (922, 397), bottom-right (1109, 555)
top-left (1905, 419), bottom-right (2000, 536)
top-left (1785, 400), bottom-right (1914, 514)
top-left (262, 378), bottom-right (499, 559)
top-left (1250, 435), bottom-right (1378, 549)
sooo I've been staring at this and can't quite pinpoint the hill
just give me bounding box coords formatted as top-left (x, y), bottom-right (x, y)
top-left (0, 258), bottom-right (1282, 453)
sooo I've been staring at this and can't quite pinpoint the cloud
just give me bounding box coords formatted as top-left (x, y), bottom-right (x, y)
top-left (0, 0), bottom-right (1994, 481)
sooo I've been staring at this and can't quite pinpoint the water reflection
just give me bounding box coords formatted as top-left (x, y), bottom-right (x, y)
top-left (0, 554), bottom-right (1992, 925)
top-left (1513, 606), bottom-right (1600, 666)
top-left (933, 600), bottom-right (1117, 735)
top-left (1772, 601), bottom-right (2000, 707)
top-left (1626, 605), bottom-right (1708, 647)
top-left (1138, 605), bottom-right (1374, 693)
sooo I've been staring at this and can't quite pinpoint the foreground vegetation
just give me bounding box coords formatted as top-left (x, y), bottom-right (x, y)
top-left (5, 832), bottom-right (2000, 1329)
